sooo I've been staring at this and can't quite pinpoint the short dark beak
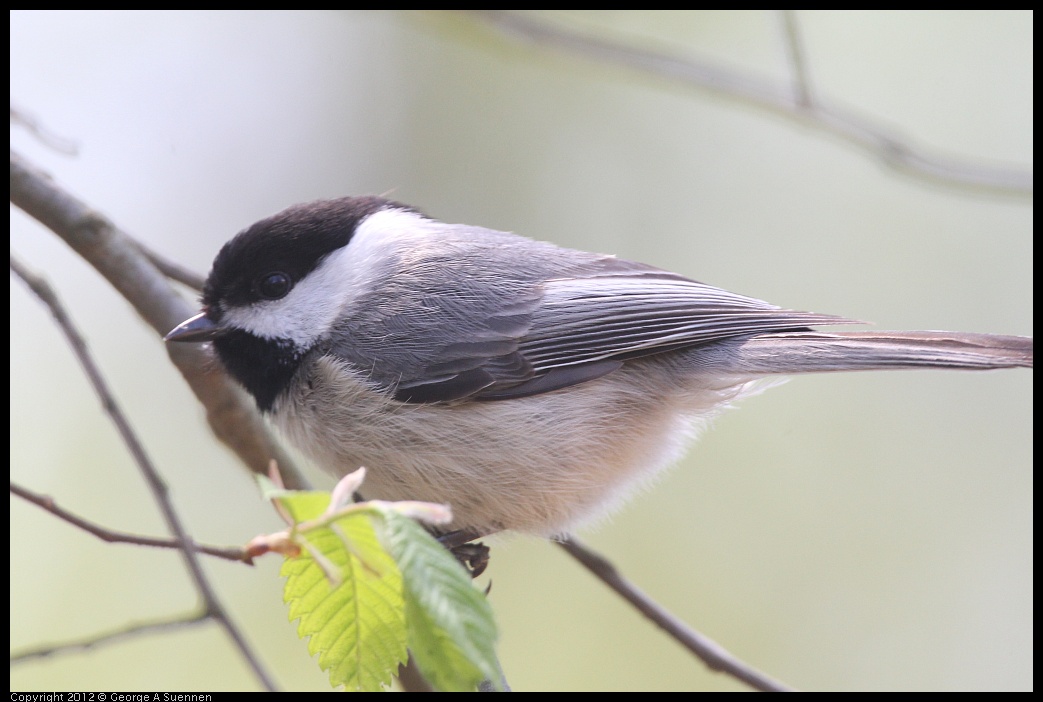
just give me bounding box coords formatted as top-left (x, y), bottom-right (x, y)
top-left (164, 311), bottom-right (228, 343)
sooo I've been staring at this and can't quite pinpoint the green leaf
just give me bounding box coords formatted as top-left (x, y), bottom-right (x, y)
top-left (376, 510), bottom-right (501, 691)
top-left (268, 487), bottom-right (500, 691)
top-left (281, 506), bottom-right (407, 691)
top-left (277, 490), bottom-right (338, 523)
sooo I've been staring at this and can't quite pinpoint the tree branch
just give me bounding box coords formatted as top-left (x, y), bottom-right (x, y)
top-left (10, 481), bottom-right (250, 563)
top-left (466, 11), bottom-right (1031, 196)
top-left (9, 150), bottom-right (308, 490)
top-left (557, 537), bottom-right (795, 692)
top-left (11, 612), bottom-right (210, 664)
top-left (11, 254), bottom-right (277, 691)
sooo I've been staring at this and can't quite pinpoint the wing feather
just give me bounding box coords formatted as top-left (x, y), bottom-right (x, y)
top-left (513, 275), bottom-right (857, 373)
top-left (328, 222), bottom-right (857, 403)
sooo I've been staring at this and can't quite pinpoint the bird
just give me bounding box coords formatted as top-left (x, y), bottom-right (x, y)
top-left (166, 196), bottom-right (1032, 536)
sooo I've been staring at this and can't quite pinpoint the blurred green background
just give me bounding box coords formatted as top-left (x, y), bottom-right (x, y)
top-left (10, 11), bottom-right (1031, 691)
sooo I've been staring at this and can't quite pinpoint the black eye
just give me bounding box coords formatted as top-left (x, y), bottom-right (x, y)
top-left (255, 271), bottom-right (293, 300)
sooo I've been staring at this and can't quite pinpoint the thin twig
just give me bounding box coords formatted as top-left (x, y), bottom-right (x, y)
top-left (10, 255), bottom-right (277, 691)
top-left (10, 481), bottom-right (250, 563)
top-left (557, 537), bottom-right (795, 692)
top-left (777, 10), bottom-right (813, 108)
top-left (139, 242), bottom-right (207, 291)
top-left (11, 612), bottom-right (210, 663)
top-left (9, 150), bottom-right (308, 490)
top-left (465, 11), bottom-right (1031, 196)
top-left (11, 104), bottom-right (79, 155)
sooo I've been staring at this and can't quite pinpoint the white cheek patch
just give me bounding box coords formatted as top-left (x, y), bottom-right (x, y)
top-left (221, 243), bottom-right (358, 347)
top-left (336, 208), bottom-right (443, 309)
top-left (220, 207), bottom-right (439, 348)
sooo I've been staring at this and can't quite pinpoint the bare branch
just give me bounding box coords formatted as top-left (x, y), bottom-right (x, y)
top-left (557, 537), bottom-right (795, 692)
top-left (10, 254), bottom-right (277, 691)
top-left (10, 481), bottom-right (249, 563)
top-left (138, 241), bottom-right (207, 291)
top-left (466, 11), bottom-right (1032, 196)
top-left (11, 104), bottom-right (79, 155)
top-left (11, 611), bottom-right (210, 663)
top-left (9, 150), bottom-right (307, 490)
top-left (777, 10), bottom-right (813, 107)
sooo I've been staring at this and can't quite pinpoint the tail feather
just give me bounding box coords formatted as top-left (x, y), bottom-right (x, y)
top-left (729, 331), bottom-right (1033, 375)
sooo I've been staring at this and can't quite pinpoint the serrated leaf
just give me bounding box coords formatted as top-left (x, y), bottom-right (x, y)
top-left (376, 511), bottom-right (500, 691)
top-left (281, 512), bottom-right (408, 691)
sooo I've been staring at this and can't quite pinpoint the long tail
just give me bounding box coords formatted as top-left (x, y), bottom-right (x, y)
top-left (727, 331), bottom-right (1032, 374)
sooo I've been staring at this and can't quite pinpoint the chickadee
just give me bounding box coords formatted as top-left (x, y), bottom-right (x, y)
top-left (166, 197), bottom-right (1032, 536)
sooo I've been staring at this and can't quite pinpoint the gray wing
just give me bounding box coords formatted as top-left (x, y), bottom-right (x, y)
top-left (474, 268), bottom-right (857, 400)
top-left (325, 254), bottom-right (855, 402)
top-left (520, 271), bottom-right (851, 367)
top-left (327, 228), bottom-right (856, 403)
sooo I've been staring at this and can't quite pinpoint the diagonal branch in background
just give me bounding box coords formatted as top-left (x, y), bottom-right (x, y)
top-left (10, 481), bottom-right (249, 563)
top-left (10, 255), bottom-right (276, 690)
top-left (10, 105), bottom-right (79, 155)
top-left (11, 611), bottom-right (210, 664)
top-left (557, 537), bottom-right (795, 692)
top-left (776, 10), bottom-right (813, 108)
top-left (467, 11), bottom-right (1031, 196)
top-left (9, 151), bottom-right (307, 490)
